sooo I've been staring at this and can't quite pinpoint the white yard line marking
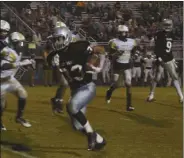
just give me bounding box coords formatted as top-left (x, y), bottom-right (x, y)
top-left (1, 145), bottom-right (38, 158)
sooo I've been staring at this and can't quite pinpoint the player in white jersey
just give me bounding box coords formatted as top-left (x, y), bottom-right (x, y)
top-left (106, 25), bottom-right (136, 111)
top-left (142, 52), bottom-right (155, 86)
top-left (132, 50), bottom-right (142, 85)
top-left (102, 54), bottom-right (111, 84)
top-left (0, 32), bottom-right (35, 130)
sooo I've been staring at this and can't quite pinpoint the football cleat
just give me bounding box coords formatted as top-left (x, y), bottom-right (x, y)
top-left (179, 98), bottom-right (183, 104)
top-left (15, 117), bottom-right (32, 128)
top-left (87, 132), bottom-right (106, 151)
top-left (147, 97), bottom-right (156, 102)
top-left (106, 89), bottom-right (112, 104)
top-left (51, 98), bottom-right (64, 114)
top-left (1, 124), bottom-right (7, 131)
top-left (126, 106), bottom-right (135, 111)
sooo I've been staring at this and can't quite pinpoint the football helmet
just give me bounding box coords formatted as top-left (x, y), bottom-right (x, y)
top-left (0, 20), bottom-right (10, 40)
top-left (55, 21), bottom-right (67, 28)
top-left (52, 26), bottom-right (72, 49)
top-left (162, 19), bottom-right (173, 32)
top-left (117, 25), bottom-right (129, 41)
top-left (9, 32), bottom-right (25, 51)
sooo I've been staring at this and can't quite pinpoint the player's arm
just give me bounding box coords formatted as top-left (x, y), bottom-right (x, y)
top-left (1, 59), bottom-right (34, 70)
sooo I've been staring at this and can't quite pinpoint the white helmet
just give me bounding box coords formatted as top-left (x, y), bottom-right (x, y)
top-left (0, 20), bottom-right (10, 32)
top-left (55, 21), bottom-right (67, 28)
top-left (10, 32), bottom-right (25, 42)
top-left (118, 25), bottom-right (129, 32)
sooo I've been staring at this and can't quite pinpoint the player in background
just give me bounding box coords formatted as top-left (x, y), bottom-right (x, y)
top-left (106, 25), bottom-right (136, 111)
top-left (147, 19), bottom-right (183, 103)
top-left (0, 32), bottom-right (35, 130)
top-left (142, 52), bottom-right (155, 86)
top-left (102, 54), bottom-right (111, 84)
top-left (47, 26), bottom-right (106, 151)
top-left (132, 49), bottom-right (142, 86)
top-left (0, 20), bottom-right (10, 53)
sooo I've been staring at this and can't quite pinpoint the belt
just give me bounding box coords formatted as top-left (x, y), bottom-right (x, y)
top-left (146, 67), bottom-right (152, 69)
top-left (1, 76), bottom-right (11, 82)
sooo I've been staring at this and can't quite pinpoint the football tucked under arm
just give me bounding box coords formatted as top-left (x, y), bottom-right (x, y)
top-left (86, 45), bottom-right (106, 73)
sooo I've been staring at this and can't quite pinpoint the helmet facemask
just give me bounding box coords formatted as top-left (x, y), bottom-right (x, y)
top-left (0, 30), bottom-right (9, 40)
top-left (162, 19), bottom-right (173, 32)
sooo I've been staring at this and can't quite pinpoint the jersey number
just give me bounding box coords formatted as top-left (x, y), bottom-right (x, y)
top-left (166, 41), bottom-right (172, 53)
top-left (71, 64), bottom-right (83, 81)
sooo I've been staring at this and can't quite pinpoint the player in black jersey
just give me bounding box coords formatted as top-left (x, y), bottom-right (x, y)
top-left (147, 19), bottom-right (183, 103)
top-left (47, 26), bottom-right (106, 151)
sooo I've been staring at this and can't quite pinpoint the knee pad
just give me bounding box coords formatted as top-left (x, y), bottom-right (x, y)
top-left (18, 88), bottom-right (28, 99)
top-left (125, 78), bottom-right (132, 87)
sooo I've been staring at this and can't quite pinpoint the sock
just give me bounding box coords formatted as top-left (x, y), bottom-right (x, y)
top-left (108, 83), bottom-right (116, 96)
top-left (55, 86), bottom-right (67, 100)
top-left (150, 80), bottom-right (157, 96)
top-left (126, 87), bottom-right (132, 107)
top-left (96, 133), bottom-right (103, 143)
top-left (84, 121), bottom-right (93, 133)
top-left (173, 80), bottom-right (183, 100)
top-left (72, 111), bottom-right (93, 133)
top-left (16, 98), bottom-right (26, 118)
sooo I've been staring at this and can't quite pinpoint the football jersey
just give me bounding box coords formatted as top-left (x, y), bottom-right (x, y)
top-left (109, 38), bottom-right (136, 64)
top-left (143, 57), bottom-right (155, 68)
top-left (48, 41), bottom-right (92, 90)
top-left (1, 46), bottom-right (21, 78)
top-left (133, 55), bottom-right (142, 67)
top-left (154, 30), bottom-right (174, 62)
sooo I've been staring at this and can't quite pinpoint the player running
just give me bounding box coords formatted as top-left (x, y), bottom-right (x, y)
top-left (147, 19), bottom-right (183, 103)
top-left (106, 25), bottom-right (137, 111)
top-left (47, 26), bottom-right (106, 151)
top-left (0, 31), bottom-right (35, 130)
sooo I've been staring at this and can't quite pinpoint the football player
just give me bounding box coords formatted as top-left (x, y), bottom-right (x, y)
top-left (0, 32), bottom-right (35, 130)
top-left (132, 49), bottom-right (142, 86)
top-left (47, 26), bottom-right (106, 151)
top-left (147, 19), bottom-right (183, 103)
top-left (142, 52), bottom-right (155, 86)
top-left (50, 22), bottom-right (82, 114)
top-left (106, 25), bottom-right (136, 111)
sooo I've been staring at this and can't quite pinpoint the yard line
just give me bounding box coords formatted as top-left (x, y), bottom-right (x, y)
top-left (1, 145), bottom-right (38, 158)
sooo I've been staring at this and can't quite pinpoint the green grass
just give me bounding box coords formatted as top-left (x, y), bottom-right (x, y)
top-left (1, 86), bottom-right (183, 158)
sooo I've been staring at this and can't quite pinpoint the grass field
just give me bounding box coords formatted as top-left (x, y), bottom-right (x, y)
top-left (1, 86), bottom-right (183, 158)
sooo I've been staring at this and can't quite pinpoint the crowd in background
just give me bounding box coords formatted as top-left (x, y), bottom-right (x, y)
top-left (1, 1), bottom-right (183, 87)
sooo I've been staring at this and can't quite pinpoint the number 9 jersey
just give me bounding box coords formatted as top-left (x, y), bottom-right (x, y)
top-left (154, 30), bottom-right (174, 62)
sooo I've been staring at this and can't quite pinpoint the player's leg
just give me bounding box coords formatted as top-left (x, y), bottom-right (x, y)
top-left (124, 69), bottom-right (134, 111)
top-left (102, 70), bottom-right (106, 83)
top-left (106, 70), bottom-right (110, 83)
top-left (137, 67), bottom-right (142, 86)
top-left (144, 69), bottom-right (149, 86)
top-left (147, 67), bottom-right (159, 102)
top-left (0, 83), bottom-right (7, 131)
top-left (67, 82), bottom-right (106, 150)
top-left (164, 60), bottom-right (183, 103)
top-left (9, 77), bottom-right (31, 127)
top-left (106, 62), bottom-right (121, 104)
top-left (132, 67), bottom-right (137, 86)
top-left (106, 73), bottom-right (119, 104)
top-left (51, 74), bottom-right (68, 113)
